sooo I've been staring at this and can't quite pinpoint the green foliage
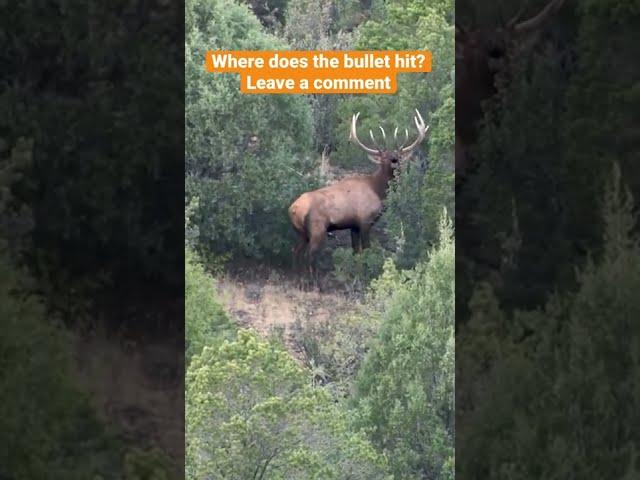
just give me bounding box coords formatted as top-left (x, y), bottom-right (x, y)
top-left (0, 112), bottom-right (174, 480)
top-left (2, 2), bottom-right (183, 296)
top-left (0, 251), bottom-right (165, 479)
top-left (185, 248), bottom-right (235, 364)
top-left (354, 213), bottom-right (455, 480)
top-left (329, 0), bottom-right (454, 267)
top-left (332, 241), bottom-right (386, 292)
top-left (186, 0), bottom-right (320, 262)
top-left (292, 311), bottom-right (379, 397)
top-left (458, 165), bottom-right (640, 479)
top-left (284, 0), bottom-right (355, 153)
top-left (455, 3), bottom-right (574, 315)
top-left (562, 0), bottom-right (640, 275)
top-left (186, 330), bottom-right (390, 479)
top-left (122, 448), bottom-right (174, 480)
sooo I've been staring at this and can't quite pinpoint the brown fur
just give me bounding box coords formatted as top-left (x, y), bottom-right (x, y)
top-left (289, 111), bottom-right (428, 281)
top-left (289, 158), bottom-right (396, 270)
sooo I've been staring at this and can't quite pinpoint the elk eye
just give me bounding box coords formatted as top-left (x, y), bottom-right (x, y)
top-left (391, 158), bottom-right (398, 163)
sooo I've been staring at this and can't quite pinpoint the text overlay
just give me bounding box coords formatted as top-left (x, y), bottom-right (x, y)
top-left (205, 50), bottom-right (432, 94)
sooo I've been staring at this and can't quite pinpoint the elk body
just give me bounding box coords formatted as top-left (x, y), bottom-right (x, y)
top-left (455, 0), bottom-right (566, 182)
top-left (289, 110), bottom-right (428, 277)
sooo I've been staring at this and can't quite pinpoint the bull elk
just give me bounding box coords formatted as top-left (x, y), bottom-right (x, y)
top-left (288, 110), bottom-right (428, 279)
top-left (455, 0), bottom-right (566, 182)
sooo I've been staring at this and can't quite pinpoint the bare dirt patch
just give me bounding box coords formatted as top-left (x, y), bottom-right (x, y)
top-left (216, 267), bottom-right (362, 359)
top-left (72, 333), bottom-right (184, 468)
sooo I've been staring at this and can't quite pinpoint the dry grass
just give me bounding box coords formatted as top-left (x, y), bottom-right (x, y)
top-left (216, 266), bottom-right (363, 361)
top-left (71, 332), bottom-right (184, 466)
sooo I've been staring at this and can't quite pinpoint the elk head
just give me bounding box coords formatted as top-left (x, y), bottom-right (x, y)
top-left (455, 0), bottom-right (566, 177)
top-left (349, 109), bottom-right (428, 180)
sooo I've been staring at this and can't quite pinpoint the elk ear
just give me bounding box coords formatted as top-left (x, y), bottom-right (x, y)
top-left (367, 153), bottom-right (382, 164)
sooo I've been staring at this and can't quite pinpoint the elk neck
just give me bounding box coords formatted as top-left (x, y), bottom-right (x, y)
top-left (369, 162), bottom-right (395, 200)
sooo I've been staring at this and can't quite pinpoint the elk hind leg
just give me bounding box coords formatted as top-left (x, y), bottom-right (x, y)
top-left (306, 225), bottom-right (326, 290)
top-left (292, 234), bottom-right (307, 273)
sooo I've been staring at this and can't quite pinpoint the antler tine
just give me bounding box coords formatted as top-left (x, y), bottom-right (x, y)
top-left (369, 129), bottom-right (380, 149)
top-left (416, 108), bottom-right (425, 128)
top-left (397, 128), bottom-right (410, 149)
top-left (349, 112), bottom-right (380, 155)
top-left (379, 126), bottom-right (387, 146)
top-left (506, 1), bottom-right (529, 28)
top-left (400, 109), bottom-right (429, 153)
top-left (513, 0), bottom-right (565, 34)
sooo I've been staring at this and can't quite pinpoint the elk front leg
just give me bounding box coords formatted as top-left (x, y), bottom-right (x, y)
top-left (350, 227), bottom-right (362, 253)
top-left (359, 222), bottom-right (373, 251)
top-left (360, 230), bottom-right (371, 250)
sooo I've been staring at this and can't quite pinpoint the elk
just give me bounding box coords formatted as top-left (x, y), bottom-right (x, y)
top-left (289, 110), bottom-right (428, 278)
top-left (455, 0), bottom-right (566, 182)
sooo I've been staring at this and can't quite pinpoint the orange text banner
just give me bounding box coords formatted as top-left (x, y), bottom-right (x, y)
top-left (205, 50), bottom-right (432, 94)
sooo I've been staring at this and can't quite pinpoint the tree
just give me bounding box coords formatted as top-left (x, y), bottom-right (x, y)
top-left (186, 0), bottom-right (320, 262)
top-left (457, 165), bottom-right (640, 479)
top-left (186, 330), bottom-right (390, 479)
top-left (354, 213), bottom-right (455, 480)
top-left (2, 2), bottom-right (184, 308)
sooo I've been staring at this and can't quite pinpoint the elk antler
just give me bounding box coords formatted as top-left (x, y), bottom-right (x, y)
top-left (506, 1), bottom-right (529, 29)
top-left (511, 0), bottom-right (565, 34)
top-left (349, 112), bottom-right (380, 155)
top-left (369, 129), bottom-right (383, 150)
top-left (394, 126), bottom-right (410, 150)
top-left (400, 109), bottom-right (429, 153)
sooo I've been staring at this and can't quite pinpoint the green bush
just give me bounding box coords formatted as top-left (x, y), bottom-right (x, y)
top-left (332, 241), bottom-right (386, 292)
top-left (292, 312), bottom-right (379, 398)
top-left (458, 165), bottom-right (640, 479)
top-left (186, 0), bottom-right (320, 263)
top-left (186, 330), bottom-right (390, 480)
top-left (329, 0), bottom-right (454, 268)
top-left (0, 251), bottom-right (130, 480)
top-left (185, 248), bottom-right (234, 364)
top-left (354, 212), bottom-right (454, 480)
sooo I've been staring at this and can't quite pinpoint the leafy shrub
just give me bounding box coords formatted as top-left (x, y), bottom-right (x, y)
top-left (185, 248), bottom-right (234, 364)
top-left (121, 448), bottom-right (174, 480)
top-left (354, 213), bottom-right (454, 480)
top-left (458, 165), bottom-right (640, 479)
top-left (292, 312), bottom-right (379, 397)
top-left (0, 251), bottom-right (131, 480)
top-left (332, 242), bottom-right (386, 292)
top-left (186, 0), bottom-right (320, 263)
top-left (186, 330), bottom-right (390, 480)
top-left (329, 0), bottom-right (454, 268)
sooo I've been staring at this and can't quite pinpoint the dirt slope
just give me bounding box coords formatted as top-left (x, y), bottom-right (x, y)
top-left (216, 269), bottom-right (360, 358)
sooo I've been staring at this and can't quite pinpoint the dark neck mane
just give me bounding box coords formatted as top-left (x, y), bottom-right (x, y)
top-left (370, 163), bottom-right (394, 200)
